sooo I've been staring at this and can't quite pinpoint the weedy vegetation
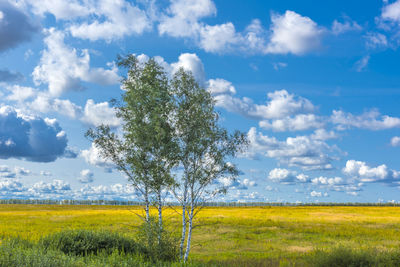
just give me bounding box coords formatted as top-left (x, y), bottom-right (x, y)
top-left (1, 205), bottom-right (400, 266)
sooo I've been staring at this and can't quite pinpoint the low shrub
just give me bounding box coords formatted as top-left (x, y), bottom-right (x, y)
top-left (40, 229), bottom-right (144, 256)
top-left (135, 216), bottom-right (179, 262)
top-left (312, 247), bottom-right (400, 267)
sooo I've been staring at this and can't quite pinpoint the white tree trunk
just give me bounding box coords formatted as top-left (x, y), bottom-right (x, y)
top-left (180, 178), bottom-right (188, 259)
top-left (144, 185), bottom-right (150, 222)
top-left (184, 202), bottom-right (194, 262)
top-left (157, 189), bottom-right (163, 244)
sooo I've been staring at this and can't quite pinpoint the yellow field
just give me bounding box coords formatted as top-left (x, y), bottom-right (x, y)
top-left (1, 204), bottom-right (400, 263)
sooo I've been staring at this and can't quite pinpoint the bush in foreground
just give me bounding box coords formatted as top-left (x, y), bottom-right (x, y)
top-left (312, 247), bottom-right (400, 267)
top-left (40, 229), bottom-right (144, 256)
top-left (135, 216), bottom-right (179, 262)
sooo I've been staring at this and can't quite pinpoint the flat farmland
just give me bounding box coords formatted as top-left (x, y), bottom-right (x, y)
top-left (1, 205), bottom-right (400, 265)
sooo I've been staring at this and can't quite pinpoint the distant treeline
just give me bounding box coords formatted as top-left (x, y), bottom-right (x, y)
top-left (0, 199), bottom-right (399, 206)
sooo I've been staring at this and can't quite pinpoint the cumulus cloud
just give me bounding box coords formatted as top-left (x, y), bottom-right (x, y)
top-left (31, 179), bottom-right (71, 193)
top-left (171, 53), bottom-right (206, 85)
top-left (343, 160), bottom-right (400, 183)
top-left (40, 171), bottom-right (52, 177)
top-left (6, 85), bottom-right (36, 102)
top-left (207, 79), bottom-right (236, 95)
top-left (310, 190), bottom-right (323, 197)
top-left (136, 53), bottom-right (206, 86)
top-left (0, 179), bottom-right (25, 193)
top-left (68, 1), bottom-right (151, 41)
top-left (77, 183), bottom-right (136, 200)
top-left (81, 99), bottom-right (121, 128)
top-left (29, 94), bottom-right (82, 119)
top-left (259, 114), bottom-right (324, 132)
top-left (265, 11), bottom-right (324, 55)
top-left (0, 105), bottom-right (72, 162)
top-left (0, 165), bottom-right (16, 178)
top-left (158, 0), bottom-right (216, 38)
top-left (81, 143), bottom-right (114, 171)
top-left (199, 22), bottom-right (240, 53)
top-left (32, 28), bottom-right (119, 97)
top-left (24, 0), bottom-right (151, 41)
top-left (381, 0), bottom-right (400, 22)
top-left (0, 1), bottom-right (38, 52)
top-left (391, 136), bottom-right (400, 147)
top-left (79, 169), bottom-right (94, 183)
top-left (268, 168), bottom-right (309, 184)
top-left (332, 109), bottom-right (400, 130)
top-left (215, 89), bottom-right (315, 120)
top-left (311, 176), bottom-right (345, 186)
top-left (159, 2), bottom-right (322, 55)
top-left (243, 127), bottom-right (338, 170)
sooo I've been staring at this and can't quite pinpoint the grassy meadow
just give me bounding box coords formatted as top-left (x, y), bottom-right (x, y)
top-left (1, 204), bottom-right (400, 266)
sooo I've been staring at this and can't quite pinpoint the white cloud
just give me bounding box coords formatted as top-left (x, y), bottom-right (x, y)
top-left (391, 136), bottom-right (400, 147)
top-left (40, 171), bottom-right (52, 177)
top-left (243, 127), bottom-right (337, 170)
top-left (68, 0), bottom-right (151, 41)
top-left (32, 28), bottom-right (119, 97)
top-left (382, 0), bottom-right (400, 22)
top-left (259, 114), bottom-right (323, 132)
top-left (77, 183), bottom-right (136, 200)
top-left (310, 129), bottom-right (338, 141)
top-left (158, 0), bottom-right (216, 38)
top-left (311, 176), bottom-right (344, 186)
top-left (331, 18), bottom-right (362, 35)
top-left (24, 0), bottom-right (92, 20)
top-left (365, 32), bottom-right (388, 49)
top-left (31, 179), bottom-right (71, 193)
top-left (0, 179), bottom-right (25, 192)
top-left (272, 62), bottom-right (288, 70)
top-left (0, 165), bottom-right (16, 178)
top-left (215, 89), bottom-right (315, 120)
top-left (268, 168), bottom-right (308, 184)
top-left (332, 109), bottom-right (400, 130)
top-left (6, 85), bottom-right (36, 102)
top-left (81, 99), bottom-right (121, 128)
top-left (207, 79), bottom-right (236, 95)
top-left (79, 169), bottom-right (94, 183)
top-left (354, 55), bottom-right (370, 72)
top-left (0, 105), bottom-right (72, 162)
top-left (265, 11), bottom-right (324, 55)
top-left (14, 166), bottom-right (31, 176)
top-left (199, 22), bottom-right (239, 53)
top-left (24, 0), bottom-right (151, 41)
top-left (343, 160), bottom-right (400, 183)
top-left (241, 178), bottom-right (257, 188)
top-left (171, 53), bottom-right (206, 85)
top-left (81, 143), bottom-right (115, 171)
top-left (310, 190), bottom-right (322, 197)
top-left (29, 94), bottom-right (82, 119)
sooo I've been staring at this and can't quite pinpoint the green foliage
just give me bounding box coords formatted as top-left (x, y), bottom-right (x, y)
top-left (135, 216), bottom-right (179, 262)
top-left (312, 247), bottom-right (400, 267)
top-left (39, 229), bottom-right (143, 256)
top-left (0, 237), bottom-right (203, 267)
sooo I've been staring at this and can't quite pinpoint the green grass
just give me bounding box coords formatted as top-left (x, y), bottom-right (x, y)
top-left (1, 205), bottom-right (400, 266)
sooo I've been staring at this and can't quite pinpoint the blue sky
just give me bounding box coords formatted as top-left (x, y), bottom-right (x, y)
top-left (1, 0), bottom-right (400, 203)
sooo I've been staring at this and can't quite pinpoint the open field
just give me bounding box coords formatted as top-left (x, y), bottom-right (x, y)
top-left (1, 204), bottom-right (400, 265)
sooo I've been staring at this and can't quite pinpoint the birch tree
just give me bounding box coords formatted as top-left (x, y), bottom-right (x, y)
top-left (86, 55), bottom-right (178, 231)
top-left (171, 69), bottom-right (247, 262)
